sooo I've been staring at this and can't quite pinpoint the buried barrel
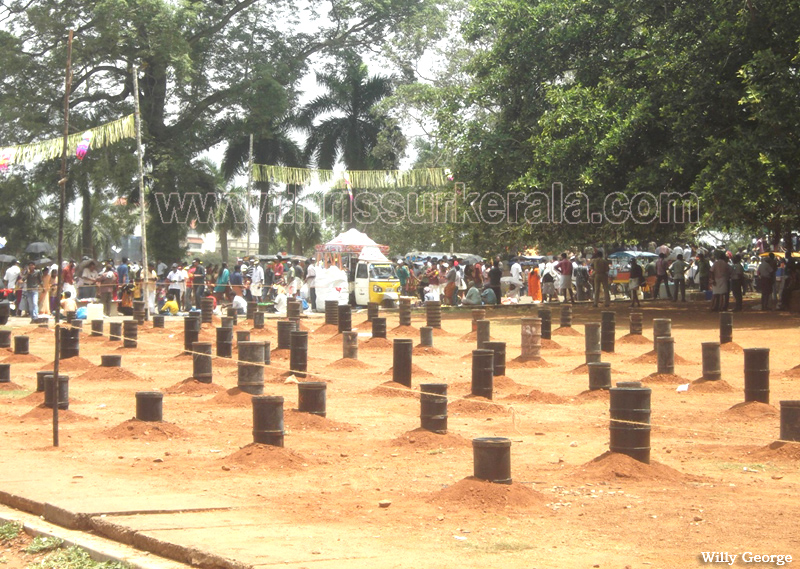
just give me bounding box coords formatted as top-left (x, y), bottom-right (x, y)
top-left (425, 300), bottom-right (442, 329)
top-left (342, 331), bottom-right (358, 360)
top-left (252, 395), bottom-right (284, 447)
top-left (398, 297), bottom-right (412, 327)
top-left (420, 383), bottom-right (448, 434)
top-left (220, 316), bottom-right (234, 330)
top-left (372, 317), bottom-right (387, 339)
top-left (0, 363), bottom-right (10, 383)
top-left (471, 309), bottom-right (485, 332)
top-left (520, 318), bottom-right (542, 360)
top-left (183, 316), bottom-right (199, 354)
top-left (609, 381), bottom-right (651, 464)
top-left (237, 341), bottom-right (265, 395)
top-left (44, 374), bottom-right (69, 410)
top-left (367, 302), bottom-right (380, 322)
top-left (559, 304), bottom-right (572, 328)
top-left (392, 338), bottom-right (413, 387)
top-left (276, 320), bottom-right (296, 350)
top-left (630, 312), bottom-right (643, 335)
top-left (290, 331), bottom-right (308, 378)
top-left (253, 311), bottom-right (265, 329)
top-left (584, 322), bottom-right (601, 364)
top-left (287, 299), bottom-right (302, 320)
top-left (476, 320), bottom-right (490, 349)
top-left (720, 312), bottom-right (733, 344)
top-left (236, 330), bottom-right (251, 345)
top-left (0, 329), bottom-right (11, 349)
top-left (483, 341), bottom-right (506, 377)
top-left (471, 349), bottom-right (494, 399)
top-left (419, 326), bottom-right (433, 347)
top-left (656, 336), bottom-right (674, 375)
top-left (297, 382), bottom-right (326, 418)
top-left (601, 311), bottom-right (616, 353)
top-left (152, 315), bottom-right (165, 328)
top-left (472, 437), bottom-right (512, 484)
top-left (135, 391), bottom-right (163, 422)
top-left (59, 325), bottom-right (80, 359)
top-left (246, 301), bottom-right (257, 321)
top-left (133, 300), bottom-right (146, 325)
top-left (216, 326), bottom-right (233, 358)
top-left (338, 305), bottom-right (352, 333)
top-left (100, 354), bottom-right (121, 367)
top-left (779, 401), bottom-right (800, 442)
top-left (538, 308), bottom-right (552, 340)
top-left (201, 297), bottom-right (214, 324)
top-left (13, 335), bottom-right (29, 355)
top-left (324, 300), bottom-right (339, 326)
top-left (588, 362), bottom-right (612, 390)
top-left (192, 342), bottom-right (213, 383)
top-left (226, 307), bottom-right (238, 326)
top-left (744, 348), bottom-right (770, 404)
top-left (652, 318), bottom-right (671, 352)
top-left (90, 319), bottom-right (104, 337)
top-left (701, 342), bottom-right (721, 381)
top-left (123, 320), bottom-right (138, 349)
top-left (36, 370), bottom-right (52, 392)
top-left (108, 322), bottom-right (122, 342)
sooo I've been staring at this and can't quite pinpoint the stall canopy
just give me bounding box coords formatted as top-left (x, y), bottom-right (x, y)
top-left (358, 246), bottom-right (390, 263)
top-left (315, 228), bottom-right (389, 254)
top-left (608, 251), bottom-right (658, 260)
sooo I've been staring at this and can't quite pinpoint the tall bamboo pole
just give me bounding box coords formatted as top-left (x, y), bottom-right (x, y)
top-left (132, 69), bottom-right (149, 315)
top-left (53, 29), bottom-right (74, 447)
top-left (246, 133), bottom-right (253, 258)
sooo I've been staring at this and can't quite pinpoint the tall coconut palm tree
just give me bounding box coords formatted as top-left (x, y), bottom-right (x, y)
top-left (222, 117), bottom-right (305, 255)
top-left (192, 158), bottom-right (248, 263)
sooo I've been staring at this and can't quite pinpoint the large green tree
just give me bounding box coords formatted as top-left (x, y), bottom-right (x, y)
top-left (0, 0), bottom-right (431, 261)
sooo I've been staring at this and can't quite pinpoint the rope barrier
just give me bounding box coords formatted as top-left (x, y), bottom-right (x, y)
top-left (11, 318), bottom-right (800, 449)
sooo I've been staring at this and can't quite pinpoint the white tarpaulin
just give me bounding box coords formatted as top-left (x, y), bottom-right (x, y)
top-left (358, 246), bottom-right (390, 263)
top-left (314, 265), bottom-right (350, 312)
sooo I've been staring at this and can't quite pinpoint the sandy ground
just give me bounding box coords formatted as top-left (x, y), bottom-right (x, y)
top-left (1, 300), bottom-right (799, 569)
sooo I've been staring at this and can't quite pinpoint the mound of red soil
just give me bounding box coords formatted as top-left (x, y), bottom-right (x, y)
top-left (368, 381), bottom-right (418, 398)
top-left (19, 404), bottom-right (95, 423)
top-left (2, 354), bottom-right (44, 363)
top-left (552, 326), bottom-right (582, 336)
top-left (323, 333), bottom-right (344, 345)
top-left (313, 323), bottom-right (339, 335)
top-left (39, 357), bottom-right (98, 372)
top-left (0, 382), bottom-right (25, 391)
top-left (503, 389), bottom-right (567, 404)
top-left (390, 428), bottom-right (470, 448)
top-left (74, 367), bottom-right (143, 382)
top-left (14, 391), bottom-right (45, 405)
top-left (326, 358), bottom-right (372, 370)
top-left (642, 373), bottom-right (691, 384)
top-left (270, 348), bottom-right (289, 360)
top-left (541, 338), bottom-right (564, 350)
top-left (617, 334), bottom-right (652, 345)
top-left (412, 345), bottom-right (447, 356)
top-left (724, 401), bottom-right (779, 420)
top-left (285, 409), bottom-right (354, 432)
top-left (103, 418), bottom-right (190, 440)
top-left (570, 363), bottom-right (590, 375)
top-left (506, 356), bottom-right (551, 368)
top-left (429, 477), bottom-right (545, 511)
top-left (748, 441), bottom-right (800, 461)
top-left (210, 387), bottom-right (257, 407)
top-left (388, 325), bottom-right (418, 336)
top-left (780, 364), bottom-right (800, 379)
top-left (719, 342), bottom-right (743, 354)
top-left (628, 351), bottom-right (692, 365)
top-left (163, 378), bottom-right (225, 395)
top-left (571, 451), bottom-right (695, 482)
top-left (448, 396), bottom-right (508, 415)
top-left (382, 364), bottom-right (433, 377)
top-left (355, 319), bottom-right (374, 330)
top-left (361, 337), bottom-right (393, 349)
top-left (571, 389), bottom-right (611, 403)
top-left (689, 379), bottom-right (735, 393)
top-left (222, 443), bottom-right (308, 471)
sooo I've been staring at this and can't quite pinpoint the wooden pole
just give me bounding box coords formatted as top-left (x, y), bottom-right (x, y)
top-left (132, 69), bottom-right (149, 315)
top-left (53, 29), bottom-right (74, 447)
top-left (246, 133), bottom-right (253, 258)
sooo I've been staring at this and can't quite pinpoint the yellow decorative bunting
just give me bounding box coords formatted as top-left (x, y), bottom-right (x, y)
top-left (252, 164), bottom-right (452, 188)
top-left (0, 114), bottom-right (135, 166)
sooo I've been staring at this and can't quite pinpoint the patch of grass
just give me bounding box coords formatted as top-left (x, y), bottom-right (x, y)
top-left (461, 539), bottom-right (535, 553)
top-left (1, 390), bottom-right (32, 399)
top-left (23, 536), bottom-right (63, 554)
top-left (716, 462), bottom-right (772, 472)
top-left (0, 522), bottom-right (22, 543)
top-left (31, 546), bottom-right (128, 569)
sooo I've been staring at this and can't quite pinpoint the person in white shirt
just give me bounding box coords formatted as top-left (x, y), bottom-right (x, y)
top-left (250, 259), bottom-right (264, 301)
top-left (231, 293), bottom-right (247, 314)
top-left (3, 261), bottom-right (20, 291)
top-left (180, 264), bottom-right (190, 310)
top-left (167, 263), bottom-right (184, 305)
top-left (510, 259), bottom-right (523, 288)
top-left (273, 285), bottom-right (288, 314)
top-left (305, 259), bottom-right (317, 309)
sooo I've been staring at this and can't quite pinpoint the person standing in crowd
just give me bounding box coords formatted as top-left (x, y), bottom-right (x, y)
top-left (510, 257), bottom-right (523, 296)
top-left (773, 258), bottom-right (785, 310)
top-left (444, 262), bottom-right (459, 306)
top-left (669, 253), bottom-right (689, 302)
top-left (541, 257), bottom-right (558, 302)
top-left (230, 263), bottom-right (244, 298)
top-left (417, 262), bottom-right (430, 300)
top-left (757, 254), bottom-right (775, 311)
top-left (97, 261), bottom-right (117, 316)
top-left (191, 258), bottom-right (206, 308)
top-left (528, 263), bottom-right (542, 302)
top-left (78, 260), bottom-right (98, 300)
top-left (263, 260), bottom-right (274, 301)
top-left (61, 260), bottom-right (76, 299)
top-left (488, 260), bottom-right (503, 305)
top-left (117, 257), bottom-right (129, 289)
top-left (3, 261), bottom-right (20, 312)
top-left (573, 258), bottom-right (591, 300)
top-left (555, 252), bottom-right (575, 303)
top-left (730, 254), bottom-right (745, 312)
top-left (628, 257), bottom-right (643, 307)
top-left (709, 251), bottom-right (731, 311)
top-left (590, 250), bottom-right (611, 307)
top-left (652, 253), bottom-right (670, 300)
top-left (305, 258), bottom-right (317, 309)
top-left (696, 252), bottom-right (710, 292)
top-left (214, 262), bottom-right (229, 302)
top-left (396, 260), bottom-right (410, 296)
top-left (167, 263), bottom-right (183, 305)
top-left (248, 258), bottom-right (263, 302)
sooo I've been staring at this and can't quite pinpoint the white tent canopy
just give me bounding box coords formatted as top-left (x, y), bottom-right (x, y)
top-left (358, 246), bottom-right (390, 263)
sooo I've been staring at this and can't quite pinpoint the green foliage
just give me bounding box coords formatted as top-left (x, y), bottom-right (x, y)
top-left (30, 545), bottom-right (128, 569)
top-left (23, 536), bottom-right (63, 554)
top-left (0, 522), bottom-right (22, 543)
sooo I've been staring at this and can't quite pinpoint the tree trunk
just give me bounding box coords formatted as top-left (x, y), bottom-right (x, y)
top-left (80, 184), bottom-right (93, 259)
top-left (220, 229), bottom-right (229, 263)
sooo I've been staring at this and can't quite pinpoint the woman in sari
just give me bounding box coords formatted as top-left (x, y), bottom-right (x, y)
top-left (528, 266), bottom-right (542, 303)
top-left (39, 267), bottom-right (54, 316)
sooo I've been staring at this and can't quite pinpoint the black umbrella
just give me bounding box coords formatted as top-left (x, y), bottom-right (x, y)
top-left (0, 254), bottom-right (16, 263)
top-left (25, 242), bottom-right (53, 255)
top-left (35, 257), bottom-right (53, 268)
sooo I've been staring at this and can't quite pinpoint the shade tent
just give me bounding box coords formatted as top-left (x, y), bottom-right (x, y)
top-left (315, 228), bottom-right (390, 255)
top-left (358, 246), bottom-right (390, 263)
top-left (608, 251), bottom-right (658, 260)
top-left (404, 251), bottom-right (483, 264)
